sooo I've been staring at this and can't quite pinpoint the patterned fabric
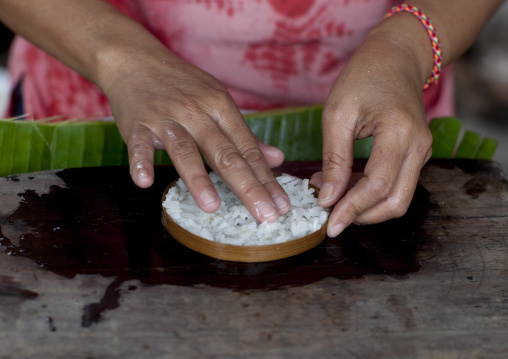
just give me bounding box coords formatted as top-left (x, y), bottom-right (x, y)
top-left (6, 0), bottom-right (454, 121)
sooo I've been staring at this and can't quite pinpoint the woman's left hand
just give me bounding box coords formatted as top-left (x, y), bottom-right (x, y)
top-left (310, 16), bottom-right (434, 238)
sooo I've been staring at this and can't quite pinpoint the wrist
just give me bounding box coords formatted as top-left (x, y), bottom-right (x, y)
top-left (365, 10), bottom-right (436, 90)
top-left (90, 22), bottom-right (177, 96)
top-left (384, 5), bottom-right (442, 90)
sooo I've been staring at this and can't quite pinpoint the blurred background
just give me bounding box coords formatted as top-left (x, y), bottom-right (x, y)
top-left (0, 21), bottom-right (12, 119)
top-left (0, 4), bottom-right (507, 171)
top-left (454, 3), bottom-right (508, 171)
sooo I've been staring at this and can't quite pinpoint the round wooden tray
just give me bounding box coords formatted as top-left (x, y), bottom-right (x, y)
top-left (161, 173), bottom-right (329, 262)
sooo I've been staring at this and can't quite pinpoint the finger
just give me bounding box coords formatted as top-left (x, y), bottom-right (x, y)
top-left (214, 108), bottom-right (291, 216)
top-left (317, 103), bottom-right (358, 208)
top-left (159, 120), bottom-right (221, 213)
top-left (126, 124), bottom-right (156, 189)
top-left (353, 161), bottom-right (419, 224)
top-left (191, 118), bottom-right (286, 222)
top-left (326, 129), bottom-right (407, 237)
top-left (354, 137), bottom-right (432, 223)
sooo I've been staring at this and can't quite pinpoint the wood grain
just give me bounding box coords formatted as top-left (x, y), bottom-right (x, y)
top-left (0, 160), bottom-right (507, 359)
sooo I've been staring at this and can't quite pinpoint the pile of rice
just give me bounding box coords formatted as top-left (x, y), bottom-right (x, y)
top-left (162, 172), bottom-right (329, 246)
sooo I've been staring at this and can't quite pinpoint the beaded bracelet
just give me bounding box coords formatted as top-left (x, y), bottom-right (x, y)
top-left (384, 4), bottom-right (442, 91)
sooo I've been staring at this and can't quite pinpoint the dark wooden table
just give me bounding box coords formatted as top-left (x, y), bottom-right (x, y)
top-left (1, 160), bottom-right (507, 359)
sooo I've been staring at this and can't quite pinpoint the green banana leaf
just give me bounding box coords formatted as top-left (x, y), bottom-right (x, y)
top-left (244, 105), bottom-right (373, 160)
top-left (430, 116), bottom-right (498, 160)
top-left (0, 108), bottom-right (498, 177)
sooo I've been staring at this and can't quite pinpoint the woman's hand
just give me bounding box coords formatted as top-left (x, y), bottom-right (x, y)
top-left (0, 0), bottom-right (290, 224)
top-left (311, 0), bottom-right (504, 237)
top-left (103, 49), bottom-right (290, 223)
top-left (311, 14), bottom-right (434, 238)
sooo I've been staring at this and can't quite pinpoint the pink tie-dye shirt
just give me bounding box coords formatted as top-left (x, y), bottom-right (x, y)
top-left (6, 0), bottom-right (454, 120)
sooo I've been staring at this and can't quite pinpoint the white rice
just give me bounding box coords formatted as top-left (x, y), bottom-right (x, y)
top-left (162, 172), bottom-right (329, 246)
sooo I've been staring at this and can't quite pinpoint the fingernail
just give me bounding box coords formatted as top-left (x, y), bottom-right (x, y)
top-left (273, 194), bottom-right (290, 213)
top-left (258, 201), bottom-right (278, 222)
top-left (134, 170), bottom-right (152, 188)
top-left (200, 189), bottom-right (219, 210)
top-left (319, 183), bottom-right (334, 204)
top-left (328, 223), bottom-right (345, 238)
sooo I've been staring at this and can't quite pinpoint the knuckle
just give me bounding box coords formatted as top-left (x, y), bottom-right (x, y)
top-left (128, 140), bottom-right (152, 155)
top-left (211, 101), bottom-right (243, 126)
top-left (170, 138), bottom-right (197, 157)
top-left (322, 151), bottom-right (349, 171)
top-left (189, 87), bottom-right (233, 117)
top-left (395, 123), bottom-right (413, 139)
top-left (240, 181), bottom-right (261, 199)
top-left (240, 145), bottom-right (265, 165)
top-left (126, 124), bottom-right (148, 140)
top-left (385, 196), bottom-right (409, 218)
top-left (368, 176), bottom-right (392, 199)
top-left (322, 101), bottom-right (341, 123)
top-left (126, 124), bottom-right (155, 144)
top-left (346, 200), bottom-right (366, 219)
top-left (390, 112), bottom-right (432, 146)
top-left (181, 104), bottom-right (207, 123)
top-left (214, 145), bottom-right (243, 169)
top-left (169, 96), bottom-right (211, 123)
top-left (210, 89), bottom-right (233, 106)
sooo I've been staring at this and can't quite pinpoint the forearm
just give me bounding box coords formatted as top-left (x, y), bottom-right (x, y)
top-left (410, 0), bottom-right (503, 64)
top-left (0, 0), bottom-right (174, 92)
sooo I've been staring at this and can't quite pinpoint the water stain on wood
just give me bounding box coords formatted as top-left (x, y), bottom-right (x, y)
top-left (0, 165), bottom-right (429, 327)
top-left (0, 275), bottom-right (38, 299)
top-left (462, 178), bottom-right (488, 199)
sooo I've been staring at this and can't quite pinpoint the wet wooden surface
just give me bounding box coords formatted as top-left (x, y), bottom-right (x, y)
top-left (1, 159), bottom-right (507, 359)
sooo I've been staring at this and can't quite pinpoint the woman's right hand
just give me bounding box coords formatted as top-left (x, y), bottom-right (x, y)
top-left (100, 44), bottom-right (290, 223)
top-left (0, 0), bottom-right (290, 223)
